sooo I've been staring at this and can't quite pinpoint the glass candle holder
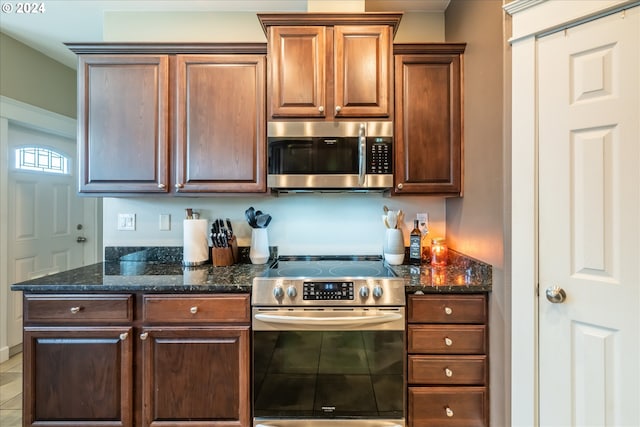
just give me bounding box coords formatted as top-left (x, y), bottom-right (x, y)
top-left (431, 238), bottom-right (448, 267)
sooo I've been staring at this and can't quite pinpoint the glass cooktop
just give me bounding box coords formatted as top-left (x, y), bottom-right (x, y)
top-left (262, 255), bottom-right (397, 279)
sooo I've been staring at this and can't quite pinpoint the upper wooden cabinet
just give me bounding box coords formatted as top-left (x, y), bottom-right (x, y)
top-left (259, 13), bottom-right (402, 120)
top-left (69, 44), bottom-right (267, 195)
top-left (393, 44), bottom-right (466, 196)
top-left (174, 54), bottom-right (266, 193)
top-left (76, 54), bottom-right (170, 193)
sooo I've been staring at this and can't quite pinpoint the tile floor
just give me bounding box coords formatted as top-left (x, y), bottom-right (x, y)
top-left (0, 352), bottom-right (22, 427)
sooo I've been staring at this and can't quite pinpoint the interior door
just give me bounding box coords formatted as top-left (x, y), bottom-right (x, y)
top-left (7, 123), bottom-right (88, 348)
top-left (538, 8), bottom-right (639, 426)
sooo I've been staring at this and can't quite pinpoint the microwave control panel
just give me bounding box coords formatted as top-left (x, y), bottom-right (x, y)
top-left (367, 137), bottom-right (392, 174)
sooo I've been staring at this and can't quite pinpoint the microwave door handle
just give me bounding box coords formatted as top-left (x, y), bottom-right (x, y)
top-left (358, 123), bottom-right (366, 186)
top-left (254, 312), bottom-right (402, 327)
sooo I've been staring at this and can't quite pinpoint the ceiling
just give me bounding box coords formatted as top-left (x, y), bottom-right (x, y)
top-left (0, 0), bottom-right (450, 68)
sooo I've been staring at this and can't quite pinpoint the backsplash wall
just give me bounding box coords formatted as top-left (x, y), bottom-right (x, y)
top-left (103, 194), bottom-right (446, 256)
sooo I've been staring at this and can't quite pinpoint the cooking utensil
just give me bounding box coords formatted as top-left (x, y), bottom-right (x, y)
top-left (387, 210), bottom-right (397, 229)
top-left (245, 207), bottom-right (257, 228)
top-left (256, 213), bottom-right (271, 228)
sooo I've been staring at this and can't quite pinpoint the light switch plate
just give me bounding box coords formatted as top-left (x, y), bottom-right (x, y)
top-left (159, 214), bottom-right (171, 231)
top-left (117, 213), bottom-right (136, 231)
top-left (417, 213), bottom-right (429, 236)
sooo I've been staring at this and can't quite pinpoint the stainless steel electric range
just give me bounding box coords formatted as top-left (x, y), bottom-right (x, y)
top-left (252, 256), bottom-right (406, 427)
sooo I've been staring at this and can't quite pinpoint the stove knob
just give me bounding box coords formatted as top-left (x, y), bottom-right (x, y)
top-left (373, 285), bottom-right (384, 299)
top-left (359, 286), bottom-right (370, 298)
top-left (287, 286), bottom-right (297, 298)
top-left (273, 286), bottom-right (284, 299)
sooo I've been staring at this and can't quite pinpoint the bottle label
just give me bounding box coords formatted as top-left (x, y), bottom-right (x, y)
top-left (409, 236), bottom-right (421, 261)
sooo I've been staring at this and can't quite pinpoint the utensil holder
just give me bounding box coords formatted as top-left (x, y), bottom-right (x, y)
top-left (250, 228), bottom-right (269, 264)
top-left (383, 228), bottom-right (405, 265)
top-left (211, 236), bottom-right (238, 267)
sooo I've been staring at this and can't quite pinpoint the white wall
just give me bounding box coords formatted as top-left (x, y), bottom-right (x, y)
top-left (104, 195), bottom-right (446, 255)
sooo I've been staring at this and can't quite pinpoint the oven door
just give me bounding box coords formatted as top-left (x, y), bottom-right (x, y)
top-left (252, 307), bottom-right (405, 427)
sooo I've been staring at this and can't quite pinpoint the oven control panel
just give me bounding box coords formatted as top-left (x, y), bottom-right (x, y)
top-left (303, 281), bottom-right (354, 300)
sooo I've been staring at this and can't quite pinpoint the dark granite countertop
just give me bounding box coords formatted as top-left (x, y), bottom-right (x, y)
top-left (10, 247), bottom-right (491, 294)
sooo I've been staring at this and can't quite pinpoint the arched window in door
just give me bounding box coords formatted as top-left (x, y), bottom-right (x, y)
top-left (14, 146), bottom-right (70, 174)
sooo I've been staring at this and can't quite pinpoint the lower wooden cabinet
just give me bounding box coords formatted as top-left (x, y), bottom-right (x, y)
top-left (407, 293), bottom-right (489, 427)
top-left (22, 293), bottom-right (250, 427)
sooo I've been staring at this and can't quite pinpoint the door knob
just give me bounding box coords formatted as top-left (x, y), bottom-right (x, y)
top-left (76, 236), bottom-right (87, 243)
top-left (545, 286), bottom-right (567, 303)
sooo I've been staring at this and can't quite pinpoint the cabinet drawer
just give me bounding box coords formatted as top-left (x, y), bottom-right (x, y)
top-left (143, 294), bottom-right (250, 323)
top-left (408, 325), bottom-right (486, 354)
top-left (408, 294), bottom-right (486, 323)
top-left (409, 386), bottom-right (488, 427)
top-left (24, 294), bottom-right (133, 323)
top-left (408, 355), bottom-right (486, 385)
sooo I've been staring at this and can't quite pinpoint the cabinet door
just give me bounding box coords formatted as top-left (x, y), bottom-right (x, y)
top-left (77, 55), bottom-right (169, 193)
top-left (23, 326), bottom-right (133, 427)
top-left (268, 26), bottom-right (326, 118)
top-left (394, 52), bottom-right (463, 195)
top-left (175, 55), bottom-right (266, 192)
top-left (141, 326), bottom-right (250, 426)
top-left (334, 25), bottom-right (391, 118)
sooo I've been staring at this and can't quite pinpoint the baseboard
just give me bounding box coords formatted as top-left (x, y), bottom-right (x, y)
top-left (9, 343), bottom-right (22, 357)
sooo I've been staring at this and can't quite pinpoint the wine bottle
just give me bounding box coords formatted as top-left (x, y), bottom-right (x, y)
top-left (409, 219), bottom-right (422, 265)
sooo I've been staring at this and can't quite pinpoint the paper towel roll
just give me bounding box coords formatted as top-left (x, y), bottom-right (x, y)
top-left (183, 219), bottom-right (208, 266)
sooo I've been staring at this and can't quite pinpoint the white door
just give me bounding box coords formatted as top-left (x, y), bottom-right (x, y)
top-left (7, 123), bottom-right (88, 348)
top-left (538, 8), bottom-right (639, 427)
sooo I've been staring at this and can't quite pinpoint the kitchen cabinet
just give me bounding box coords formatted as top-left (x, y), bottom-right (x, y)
top-left (394, 44), bottom-right (466, 195)
top-left (22, 292), bottom-right (250, 427)
top-left (407, 293), bottom-right (489, 427)
top-left (76, 54), bottom-right (170, 193)
top-left (23, 294), bottom-right (134, 426)
top-left (258, 13), bottom-right (402, 119)
top-left (69, 44), bottom-right (266, 194)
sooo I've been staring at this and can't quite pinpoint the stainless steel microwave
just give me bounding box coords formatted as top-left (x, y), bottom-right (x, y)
top-left (267, 121), bottom-right (393, 192)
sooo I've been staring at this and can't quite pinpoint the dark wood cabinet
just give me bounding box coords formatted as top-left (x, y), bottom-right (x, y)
top-left (22, 292), bottom-right (251, 427)
top-left (174, 54), bottom-right (266, 193)
top-left (394, 44), bottom-right (466, 195)
top-left (77, 54), bottom-right (170, 193)
top-left (407, 293), bottom-right (489, 427)
top-left (69, 44), bottom-right (267, 194)
top-left (260, 13), bottom-right (401, 119)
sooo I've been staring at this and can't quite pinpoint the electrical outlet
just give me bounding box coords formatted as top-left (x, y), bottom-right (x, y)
top-left (416, 213), bottom-right (429, 236)
top-left (117, 213), bottom-right (136, 231)
top-left (159, 214), bottom-right (171, 231)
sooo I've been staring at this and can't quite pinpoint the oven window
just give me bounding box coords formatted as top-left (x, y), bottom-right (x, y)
top-left (253, 330), bottom-right (404, 418)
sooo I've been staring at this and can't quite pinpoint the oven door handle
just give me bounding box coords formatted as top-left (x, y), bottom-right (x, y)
top-left (254, 312), bottom-right (402, 327)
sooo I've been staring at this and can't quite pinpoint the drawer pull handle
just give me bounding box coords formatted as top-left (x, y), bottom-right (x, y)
top-left (119, 332), bottom-right (128, 341)
top-left (445, 406), bottom-right (454, 417)
top-left (140, 332), bottom-right (149, 340)
top-left (444, 306), bottom-right (453, 315)
top-left (444, 337), bottom-right (453, 346)
top-left (444, 368), bottom-right (453, 377)
top-left (69, 306), bottom-right (81, 314)
top-left (190, 306), bottom-right (198, 314)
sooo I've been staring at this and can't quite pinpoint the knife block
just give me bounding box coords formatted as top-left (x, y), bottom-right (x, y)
top-left (211, 236), bottom-right (238, 267)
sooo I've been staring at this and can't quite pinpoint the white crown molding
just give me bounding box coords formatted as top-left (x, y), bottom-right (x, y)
top-left (503, 0), bottom-right (547, 16)
top-left (0, 96), bottom-right (76, 139)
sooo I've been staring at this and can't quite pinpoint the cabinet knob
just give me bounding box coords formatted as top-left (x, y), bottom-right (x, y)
top-left (318, 106), bottom-right (324, 113)
top-left (190, 306), bottom-right (198, 314)
top-left (175, 183), bottom-right (184, 189)
top-left (69, 306), bottom-right (81, 314)
top-left (119, 332), bottom-right (128, 341)
top-left (444, 337), bottom-right (453, 346)
top-left (444, 368), bottom-right (453, 377)
top-left (444, 306), bottom-right (453, 315)
top-left (397, 183), bottom-right (404, 190)
top-left (445, 406), bottom-right (454, 417)
top-left (140, 332), bottom-right (149, 340)
top-left (335, 105), bottom-right (342, 113)
top-left (158, 183), bottom-right (166, 189)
